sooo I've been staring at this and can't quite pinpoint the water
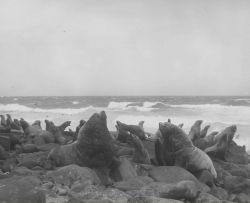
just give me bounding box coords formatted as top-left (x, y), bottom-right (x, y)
top-left (0, 96), bottom-right (250, 148)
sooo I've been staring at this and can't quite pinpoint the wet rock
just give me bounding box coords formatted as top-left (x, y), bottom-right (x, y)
top-left (0, 175), bottom-right (45, 203)
top-left (47, 164), bottom-right (101, 187)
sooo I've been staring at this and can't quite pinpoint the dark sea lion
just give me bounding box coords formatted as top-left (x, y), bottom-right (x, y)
top-left (205, 125), bottom-right (237, 160)
top-left (116, 124), bottom-right (131, 143)
top-left (178, 123), bottom-right (184, 128)
top-left (188, 120), bottom-right (203, 141)
top-left (126, 133), bottom-right (151, 164)
top-left (158, 122), bottom-right (217, 179)
top-left (0, 115), bottom-right (7, 127)
top-left (200, 125), bottom-right (210, 138)
top-left (20, 118), bottom-right (55, 145)
top-left (57, 121), bottom-right (71, 132)
top-left (44, 121), bottom-right (65, 144)
top-left (116, 120), bottom-right (146, 140)
top-left (75, 120), bottom-right (86, 139)
top-left (48, 111), bottom-right (116, 168)
top-left (32, 120), bottom-right (42, 129)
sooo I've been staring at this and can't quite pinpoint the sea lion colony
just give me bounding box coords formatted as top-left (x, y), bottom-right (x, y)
top-left (0, 112), bottom-right (250, 203)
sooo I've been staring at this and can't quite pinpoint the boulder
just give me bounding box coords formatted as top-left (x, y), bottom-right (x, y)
top-left (0, 175), bottom-right (45, 203)
top-left (47, 164), bottom-right (101, 187)
top-left (113, 176), bottom-right (154, 191)
top-left (128, 196), bottom-right (184, 203)
top-left (194, 192), bottom-right (222, 203)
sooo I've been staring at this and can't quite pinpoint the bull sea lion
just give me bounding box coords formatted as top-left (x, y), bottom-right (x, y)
top-left (205, 125), bottom-right (237, 160)
top-left (188, 120), bottom-right (203, 141)
top-left (48, 111), bottom-right (116, 168)
top-left (158, 122), bottom-right (217, 179)
top-left (116, 120), bottom-right (146, 140)
top-left (0, 115), bottom-right (7, 127)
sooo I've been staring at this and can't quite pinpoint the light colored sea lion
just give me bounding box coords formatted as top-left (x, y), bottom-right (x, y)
top-left (116, 120), bottom-right (146, 140)
top-left (200, 125), bottom-right (210, 138)
top-left (188, 120), bottom-right (203, 141)
top-left (48, 111), bottom-right (116, 168)
top-left (158, 122), bottom-right (217, 179)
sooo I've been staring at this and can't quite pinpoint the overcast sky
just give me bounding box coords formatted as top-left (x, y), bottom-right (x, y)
top-left (0, 0), bottom-right (250, 96)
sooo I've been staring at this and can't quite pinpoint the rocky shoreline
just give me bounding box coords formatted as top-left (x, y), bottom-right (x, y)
top-left (0, 111), bottom-right (250, 203)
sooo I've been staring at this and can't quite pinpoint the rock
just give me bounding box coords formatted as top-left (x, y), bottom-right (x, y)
top-left (209, 187), bottom-right (228, 200)
top-left (70, 186), bottom-right (131, 203)
top-left (194, 192), bottom-right (222, 203)
top-left (113, 176), bottom-right (154, 191)
top-left (47, 164), bottom-right (101, 187)
top-left (110, 157), bottom-right (137, 181)
top-left (0, 145), bottom-right (9, 159)
top-left (223, 175), bottom-right (250, 193)
top-left (0, 175), bottom-right (45, 203)
top-left (127, 181), bottom-right (200, 201)
top-left (149, 166), bottom-right (210, 192)
top-left (159, 180), bottom-right (200, 201)
top-left (128, 196), bottom-right (184, 203)
top-left (233, 193), bottom-right (250, 203)
top-left (0, 135), bottom-right (10, 151)
top-left (12, 166), bottom-right (34, 175)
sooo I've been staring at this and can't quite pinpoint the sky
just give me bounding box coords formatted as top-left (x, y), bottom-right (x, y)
top-left (0, 0), bottom-right (250, 96)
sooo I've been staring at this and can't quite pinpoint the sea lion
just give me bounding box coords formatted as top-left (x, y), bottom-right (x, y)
top-left (116, 124), bottom-right (131, 143)
top-left (32, 120), bottom-right (42, 129)
top-left (48, 111), bottom-right (116, 168)
top-left (126, 133), bottom-right (151, 164)
top-left (178, 123), bottom-right (184, 128)
top-left (20, 118), bottom-right (55, 145)
top-left (193, 131), bottom-right (218, 150)
top-left (200, 125), bottom-right (210, 138)
top-left (44, 121), bottom-right (66, 144)
top-left (116, 120), bottom-right (146, 140)
top-left (0, 115), bottom-right (7, 127)
top-left (57, 121), bottom-right (71, 132)
top-left (75, 120), bottom-right (86, 140)
top-left (205, 125), bottom-right (237, 160)
top-left (158, 122), bottom-right (217, 179)
top-left (6, 115), bottom-right (21, 131)
top-left (188, 120), bottom-right (203, 141)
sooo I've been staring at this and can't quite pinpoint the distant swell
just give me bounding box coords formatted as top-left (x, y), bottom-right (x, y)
top-left (0, 103), bottom-right (96, 115)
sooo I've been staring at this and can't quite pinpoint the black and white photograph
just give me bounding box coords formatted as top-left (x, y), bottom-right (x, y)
top-left (0, 0), bottom-right (250, 202)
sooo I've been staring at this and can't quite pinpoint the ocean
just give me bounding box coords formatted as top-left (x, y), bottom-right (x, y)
top-left (0, 96), bottom-right (250, 149)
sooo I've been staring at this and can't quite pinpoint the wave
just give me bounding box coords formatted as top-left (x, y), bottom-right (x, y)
top-left (0, 103), bottom-right (96, 115)
top-left (72, 101), bottom-right (79, 105)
